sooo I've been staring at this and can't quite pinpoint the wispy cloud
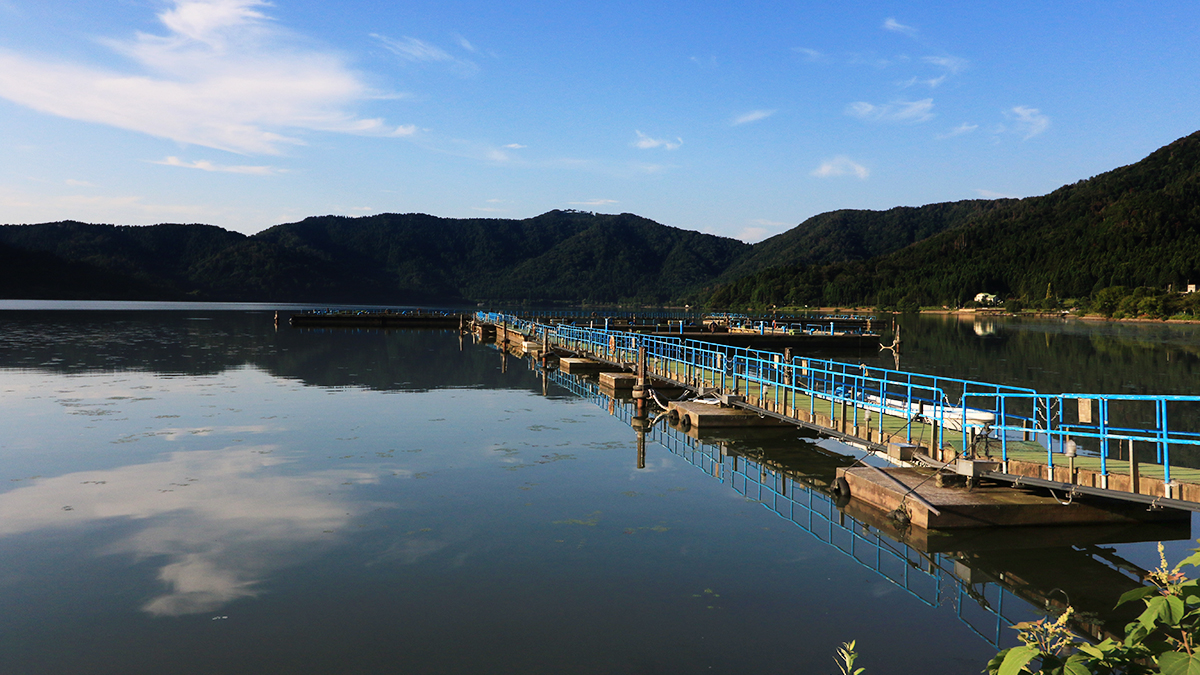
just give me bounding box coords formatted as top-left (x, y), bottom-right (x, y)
top-left (792, 47), bottom-right (825, 62)
top-left (846, 99), bottom-right (934, 123)
top-left (372, 33), bottom-right (478, 76)
top-left (633, 131), bottom-right (682, 150)
top-left (1007, 106), bottom-right (1050, 139)
top-left (0, 0), bottom-right (403, 155)
top-left (153, 156), bottom-right (279, 175)
top-left (568, 198), bottom-right (618, 206)
top-left (732, 109), bottom-right (776, 126)
top-left (923, 55), bottom-right (968, 74)
top-left (503, 143), bottom-right (526, 149)
top-left (937, 122), bottom-right (978, 139)
top-left (453, 34), bottom-right (477, 53)
top-left (811, 156), bottom-right (869, 179)
top-left (883, 18), bottom-right (918, 37)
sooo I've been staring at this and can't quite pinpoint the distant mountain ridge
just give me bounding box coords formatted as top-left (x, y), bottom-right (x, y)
top-left (0, 211), bottom-right (757, 304)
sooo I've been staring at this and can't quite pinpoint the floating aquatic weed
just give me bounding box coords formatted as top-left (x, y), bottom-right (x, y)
top-left (553, 511), bottom-right (601, 527)
top-left (535, 453), bottom-right (575, 464)
top-left (412, 472), bottom-right (432, 480)
top-left (621, 491), bottom-right (640, 497)
top-left (526, 425), bottom-right (559, 432)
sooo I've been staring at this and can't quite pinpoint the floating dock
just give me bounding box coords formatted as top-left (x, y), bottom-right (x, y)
top-left (474, 310), bottom-right (1200, 520)
top-left (289, 310), bottom-right (463, 328)
top-left (836, 464), bottom-right (1188, 529)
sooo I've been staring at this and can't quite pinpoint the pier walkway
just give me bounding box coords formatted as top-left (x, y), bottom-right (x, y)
top-left (478, 312), bottom-right (1200, 511)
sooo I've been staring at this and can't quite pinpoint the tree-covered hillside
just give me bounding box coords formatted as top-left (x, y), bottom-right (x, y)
top-left (0, 210), bottom-right (751, 304)
top-left (705, 130), bottom-right (1200, 312)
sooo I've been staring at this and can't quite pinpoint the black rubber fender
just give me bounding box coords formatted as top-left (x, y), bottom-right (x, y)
top-left (667, 408), bottom-right (680, 423)
top-left (832, 475), bottom-right (850, 497)
top-left (679, 414), bottom-right (692, 430)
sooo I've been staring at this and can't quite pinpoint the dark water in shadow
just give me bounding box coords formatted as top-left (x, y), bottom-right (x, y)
top-left (0, 308), bottom-right (1196, 674)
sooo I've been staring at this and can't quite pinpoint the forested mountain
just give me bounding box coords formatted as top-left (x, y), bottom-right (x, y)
top-left (3, 130), bottom-right (1199, 309)
top-left (0, 211), bottom-right (751, 304)
top-left (705, 130), bottom-right (1200, 311)
top-left (713, 199), bottom-right (1009, 283)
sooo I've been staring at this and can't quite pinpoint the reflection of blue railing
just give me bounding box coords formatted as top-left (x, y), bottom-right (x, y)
top-left (542, 366), bottom-right (1027, 647)
top-left (488, 312), bottom-right (1200, 487)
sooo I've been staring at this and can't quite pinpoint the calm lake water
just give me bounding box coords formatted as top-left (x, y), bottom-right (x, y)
top-left (1, 306), bottom-right (1198, 674)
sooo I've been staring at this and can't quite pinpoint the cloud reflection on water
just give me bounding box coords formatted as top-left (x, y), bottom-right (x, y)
top-left (0, 446), bottom-right (382, 616)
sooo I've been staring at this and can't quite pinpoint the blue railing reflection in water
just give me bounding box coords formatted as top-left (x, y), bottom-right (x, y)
top-left (543, 366), bottom-right (1026, 648)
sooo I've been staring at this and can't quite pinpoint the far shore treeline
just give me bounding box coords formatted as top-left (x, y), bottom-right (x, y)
top-left (4, 130), bottom-right (1200, 319)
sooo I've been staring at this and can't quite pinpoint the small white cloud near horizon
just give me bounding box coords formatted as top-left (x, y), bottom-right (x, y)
top-left (153, 156), bottom-right (279, 175)
top-left (736, 218), bottom-right (791, 243)
top-left (975, 189), bottom-right (1018, 199)
top-left (847, 99), bottom-right (934, 123)
top-left (633, 131), bottom-right (682, 150)
top-left (732, 109), bottom-right (776, 126)
top-left (1007, 106), bottom-right (1051, 139)
top-left (568, 199), bottom-right (619, 206)
top-left (883, 18), bottom-right (918, 37)
top-left (503, 143), bottom-right (526, 149)
top-left (812, 156), bottom-right (869, 179)
top-left (0, 0), bottom-right (404, 155)
top-left (937, 122), bottom-right (978, 139)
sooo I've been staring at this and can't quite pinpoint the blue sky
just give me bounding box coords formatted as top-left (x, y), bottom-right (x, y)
top-left (0, 1), bottom-right (1197, 242)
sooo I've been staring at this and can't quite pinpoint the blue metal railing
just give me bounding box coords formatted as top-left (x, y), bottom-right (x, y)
top-left (482, 312), bottom-right (1200, 484)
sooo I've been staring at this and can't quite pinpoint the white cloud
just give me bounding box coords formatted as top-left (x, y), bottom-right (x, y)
top-left (846, 98), bottom-right (934, 123)
top-left (568, 199), bottom-right (618, 206)
top-left (453, 34), bottom-right (477, 53)
top-left (372, 33), bottom-right (478, 76)
top-left (1007, 105), bottom-right (1050, 139)
top-left (923, 55), bottom-right (968, 74)
top-left (390, 125), bottom-right (418, 137)
top-left (937, 122), bottom-right (978, 139)
top-left (792, 47), bottom-right (824, 62)
top-left (731, 109), bottom-right (776, 126)
top-left (883, 18), bottom-right (918, 37)
top-left (975, 189), bottom-right (1017, 199)
top-left (153, 156), bottom-right (279, 175)
top-left (811, 156), bottom-right (869, 179)
top-left (736, 226), bottom-right (769, 243)
top-left (633, 130), bottom-right (682, 150)
top-left (737, 219), bottom-right (790, 243)
top-left (503, 143), bottom-right (526, 149)
top-left (0, 1), bottom-right (401, 155)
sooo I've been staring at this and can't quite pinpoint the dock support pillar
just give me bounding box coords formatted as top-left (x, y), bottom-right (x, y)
top-left (1129, 439), bottom-right (1139, 494)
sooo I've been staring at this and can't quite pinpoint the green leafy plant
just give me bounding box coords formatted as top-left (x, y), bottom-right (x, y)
top-left (835, 640), bottom-right (864, 675)
top-left (986, 542), bottom-right (1200, 675)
